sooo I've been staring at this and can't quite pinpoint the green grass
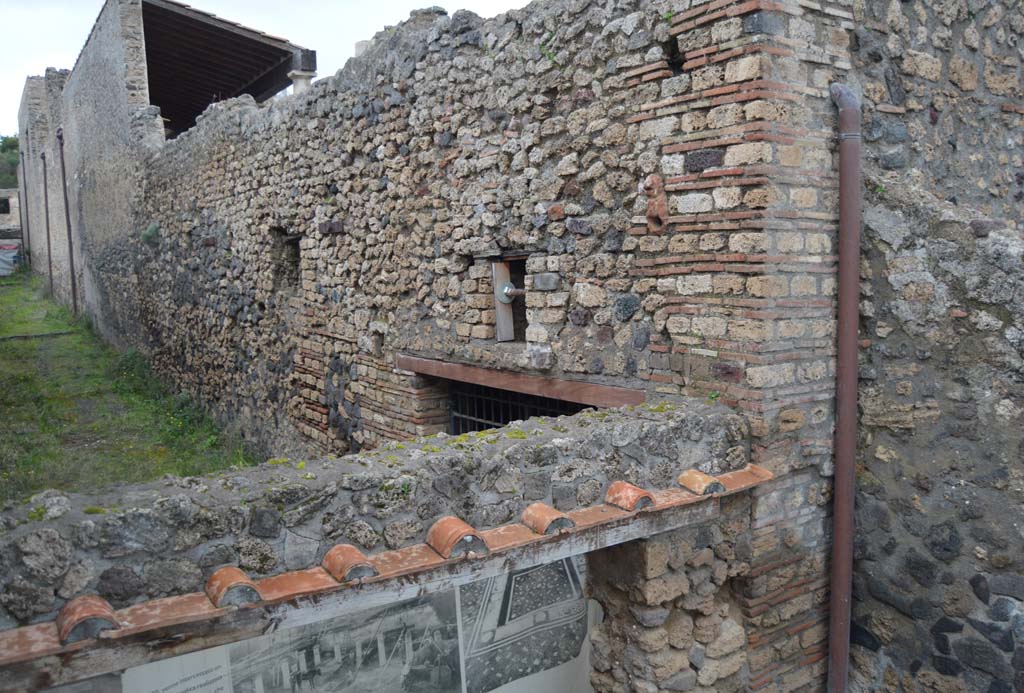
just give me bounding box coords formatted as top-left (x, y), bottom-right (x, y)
top-left (0, 272), bottom-right (257, 502)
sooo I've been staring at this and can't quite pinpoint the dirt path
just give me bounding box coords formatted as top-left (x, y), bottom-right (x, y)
top-left (0, 273), bottom-right (256, 502)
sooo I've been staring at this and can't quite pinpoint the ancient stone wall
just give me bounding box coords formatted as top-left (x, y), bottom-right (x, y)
top-left (848, 170), bottom-right (1024, 692)
top-left (843, 2), bottom-right (1024, 691)
top-left (0, 404), bottom-right (746, 631)
top-left (17, 0), bottom-right (159, 334)
top-left (589, 497), bottom-right (758, 692)
top-left (11, 0), bottom-right (1023, 689)
top-left (13, 1), bottom-right (851, 689)
top-left (851, 0), bottom-right (1022, 220)
top-left (0, 189), bottom-right (20, 234)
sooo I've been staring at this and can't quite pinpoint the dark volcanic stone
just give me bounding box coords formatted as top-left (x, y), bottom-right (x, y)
top-left (905, 548), bottom-right (937, 587)
top-left (614, 295), bottom-right (641, 322)
top-left (198, 544), bottom-right (238, 573)
top-left (97, 566), bottom-right (145, 605)
top-left (987, 680), bottom-right (1013, 693)
top-left (932, 655), bottom-right (963, 676)
top-left (954, 637), bottom-right (1013, 679)
top-left (926, 521), bottom-right (962, 562)
top-left (934, 632), bottom-right (951, 654)
top-left (629, 605), bottom-right (670, 627)
top-left (0, 577), bottom-right (54, 622)
top-left (990, 597), bottom-right (1016, 622)
top-left (686, 149), bottom-right (725, 172)
top-left (568, 308), bottom-right (591, 326)
top-left (879, 146), bottom-right (908, 170)
top-left (565, 217), bottom-right (592, 235)
top-left (972, 574), bottom-right (992, 604)
top-left (969, 618), bottom-right (1016, 652)
top-left (249, 506), bottom-right (281, 538)
top-left (931, 616), bottom-right (965, 634)
top-left (991, 575), bottom-right (1024, 600)
top-left (851, 620), bottom-right (881, 651)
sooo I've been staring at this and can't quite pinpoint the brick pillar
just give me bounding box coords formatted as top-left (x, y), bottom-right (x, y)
top-left (634, 1), bottom-right (853, 689)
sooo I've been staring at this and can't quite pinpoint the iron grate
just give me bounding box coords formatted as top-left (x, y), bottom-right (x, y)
top-left (448, 381), bottom-right (589, 434)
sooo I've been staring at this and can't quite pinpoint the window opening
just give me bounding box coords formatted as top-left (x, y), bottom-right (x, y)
top-left (269, 227), bottom-right (300, 290)
top-left (0, 198), bottom-right (9, 215)
top-left (664, 38), bottom-right (684, 76)
top-left (448, 380), bottom-right (589, 434)
top-left (492, 257), bottom-right (528, 342)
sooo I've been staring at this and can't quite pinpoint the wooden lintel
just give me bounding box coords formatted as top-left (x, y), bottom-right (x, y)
top-left (395, 354), bottom-right (646, 408)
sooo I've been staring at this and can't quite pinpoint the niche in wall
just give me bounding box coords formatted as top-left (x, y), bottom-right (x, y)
top-left (269, 227), bottom-right (301, 291)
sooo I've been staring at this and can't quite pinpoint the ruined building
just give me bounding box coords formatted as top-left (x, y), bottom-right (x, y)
top-left (2, 0), bottom-right (1022, 691)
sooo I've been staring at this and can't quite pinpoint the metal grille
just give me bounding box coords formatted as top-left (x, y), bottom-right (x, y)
top-left (448, 381), bottom-right (589, 434)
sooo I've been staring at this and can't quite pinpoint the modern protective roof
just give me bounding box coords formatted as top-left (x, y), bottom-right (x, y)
top-left (141, 0), bottom-right (316, 136)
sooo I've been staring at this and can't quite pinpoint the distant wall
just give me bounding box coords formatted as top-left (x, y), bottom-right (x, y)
top-left (17, 0), bottom-right (160, 333)
top-left (0, 189), bottom-right (20, 241)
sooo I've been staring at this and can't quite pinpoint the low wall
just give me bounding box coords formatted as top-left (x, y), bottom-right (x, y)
top-left (0, 402), bottom-right (747, 632)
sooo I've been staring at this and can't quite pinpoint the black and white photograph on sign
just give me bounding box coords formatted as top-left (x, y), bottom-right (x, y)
top-left (459, 556), bottom-right (594, 693)
top-left (227, 591), bottom-right (460, 693)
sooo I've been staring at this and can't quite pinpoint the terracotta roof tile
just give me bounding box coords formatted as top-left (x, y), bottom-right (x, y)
top-left (0, 622), bottom-right (65, 668)
top-left (521, 502), bottom-right (574, 535)
top-left (256, 568), bottom-right (339, 603)
top-left (566, 502), bottom-right (632, 529)
top-left (370, 543), bottom-right (447, 581)
top-left (678, 469), bottom-right (727, 495)
top-left (56, 595), bottom-right (119, 645)
top-left (425, 516), bottom-right (489, 559)
top-left (605, 480), bottom-right (656, 511)
top-left (0, 464), bottom-right (774, 679)
top-left (480, 523), bottom-right (546, 553)
top-left (322, 544), bottom-right (378, 582)
top-left (109, 593), bottom-right (223, 639)
top-left (205, 566), bottom-right (262, 608)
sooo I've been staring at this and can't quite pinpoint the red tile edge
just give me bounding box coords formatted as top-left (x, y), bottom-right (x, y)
top-left (322, 544), bottom-right (378, 582)
top-left (256, 568), bottom-right (339, 603)
top-left (605, 480), bottom-right (656, 511)
top-left (206, 566), bottom-right (262, 608)
top-left (521, 502), bottom-right (574, 535)
top-left (57, 595), bottom-right (119, 645)
top-left (426, 515), bottom-right (490, 559)
top-left (678, 469), bottom-right (726, 495)
top-left (0, 465), bottom-right (774, 671)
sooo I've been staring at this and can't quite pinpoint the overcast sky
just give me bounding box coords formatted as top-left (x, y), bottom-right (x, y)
top-left (0, 0), bottom-right (531, 135)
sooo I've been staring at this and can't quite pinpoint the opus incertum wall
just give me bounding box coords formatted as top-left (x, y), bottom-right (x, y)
top-left (13, 0), bottom-right (1023, 690)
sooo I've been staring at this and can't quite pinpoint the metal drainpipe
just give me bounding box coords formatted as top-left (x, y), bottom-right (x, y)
top-left (16, 166), bottom-right (27, 268)
top-left (56, 128), bottom-right (78, 315)
top-left (827, 82), bottom-right (862, 693)
top-left (41, 151), bottom-right (54, 296)
top-left (19, 151), bottom-right (32, 268)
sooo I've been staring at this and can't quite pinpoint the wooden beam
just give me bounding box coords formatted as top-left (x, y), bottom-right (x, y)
top-left (491, 261), bottom-right (514, 342)
top-left (395, 354), bottom-right (646, 408)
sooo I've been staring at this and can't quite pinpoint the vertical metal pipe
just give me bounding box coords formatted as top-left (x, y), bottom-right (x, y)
top-left (16, 167), bottom-right (27, 268)
top-left (19, 151), bottom-right (32, 268)
top-left (41, 151), bottom-right (54, 296)
top-left (828, 82), bottom-right (862, 693)
top-left (56, 127), bottom-right (78, 315)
